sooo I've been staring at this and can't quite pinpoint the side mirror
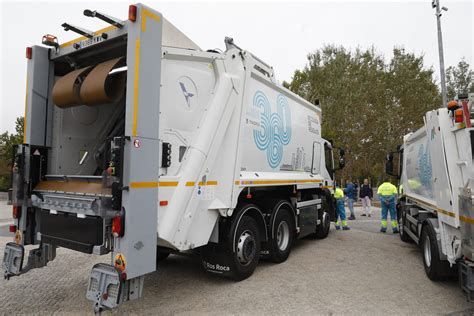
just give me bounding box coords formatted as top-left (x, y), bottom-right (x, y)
top-left (385, 160), bottom-right (394, 175)
top-left (385, 153), bottom-right (395, 176)
top-left (335, 148), bottom-right (346, 170)
top-left (339, 156), bottom-right (345, 169)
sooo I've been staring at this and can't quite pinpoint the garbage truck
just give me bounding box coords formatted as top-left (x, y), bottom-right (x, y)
top-left (2, 4), bottom-right (344, 311)
top-left (386, 93), bottom-right (474, 300)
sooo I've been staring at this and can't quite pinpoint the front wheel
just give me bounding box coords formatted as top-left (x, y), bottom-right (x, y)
top-left (229, 215), bottom-right (261, 280)
top-left (315, 211), bottom-right (331, 239)
top-left (312, 197), bottom-right (331, 239)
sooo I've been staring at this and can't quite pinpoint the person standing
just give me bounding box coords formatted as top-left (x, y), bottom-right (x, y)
top-left (377, 178), bottom-right (399, 233)
top-left (344, 180), bottom-right (357, 220)
top-left (334, 185), bottom-right (350, 230)
top-left (359, 178), bottom-right (373, 217)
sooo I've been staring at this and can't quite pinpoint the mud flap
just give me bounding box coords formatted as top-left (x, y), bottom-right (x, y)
top-left (86, 263), bottom-right (123, 312)
top-left (2, 243), bottom-right (24, 280)
top-left (200, 244), bottom-right (234, 278)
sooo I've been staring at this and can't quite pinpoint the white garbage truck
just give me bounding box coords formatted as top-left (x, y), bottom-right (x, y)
top-left (2, 4), bottom-right (344, 311)
top-left (386, 93), bottom-right (474, 300)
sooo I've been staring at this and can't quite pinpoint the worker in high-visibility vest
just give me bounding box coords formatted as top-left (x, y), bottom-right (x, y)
top-left (334, 184), bottom-right (350, 230)
top-left (377, 178), bottom-right (398, 233)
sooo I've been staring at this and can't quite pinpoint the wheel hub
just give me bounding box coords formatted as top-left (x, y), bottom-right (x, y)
top-left (276, 221), bottom-right (290, 251)
top-left (237, 231), bottom-right (256, 266)
top-left (424, 235), bottom-right (432, 268)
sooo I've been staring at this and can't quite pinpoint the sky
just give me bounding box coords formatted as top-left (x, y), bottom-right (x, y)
top-left (0, 0), bottom-right (472, 132)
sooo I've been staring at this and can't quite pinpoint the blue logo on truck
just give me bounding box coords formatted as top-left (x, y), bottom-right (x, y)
top-left (417, 143), bottom-right (433, 194)
top-left (252, 91), bottom-right (291, 168)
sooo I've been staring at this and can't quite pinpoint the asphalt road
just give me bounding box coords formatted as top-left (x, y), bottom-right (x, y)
top-left (1, 202), bottom-right (473, 314)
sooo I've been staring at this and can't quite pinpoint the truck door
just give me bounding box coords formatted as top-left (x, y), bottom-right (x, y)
top-left (324, 143), bottom-right (335, 180)
top-left (312, 141), bottom-right (322, 174)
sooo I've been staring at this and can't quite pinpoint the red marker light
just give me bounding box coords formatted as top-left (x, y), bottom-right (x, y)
top-left (9, 225), bottom-right (16, 233)
top-left (12, 205), bottom-right (21, 219)
top-left (26, 47), bottom-right (32, 59)
top-left (455, 108), bottom-right (464, 123)
top-left (129, 5), bottom-right (137, 22)
top-left (112, 215), bottom-right (124, 237)
top-left (159, 200), bottom-right (168, 206)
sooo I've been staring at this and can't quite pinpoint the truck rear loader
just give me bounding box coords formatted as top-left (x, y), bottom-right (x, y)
top-left (386, 93), bottom-right (474, 300)
top-left (2, 4), bottom-right (343, 312)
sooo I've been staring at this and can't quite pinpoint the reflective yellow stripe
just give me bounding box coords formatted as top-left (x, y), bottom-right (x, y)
top-left (186, 181), bottom-right (218, 186)
top-left (129, 181), bottom-right (182, 188)
top-left (159, 181), bottom-right (179, 187)
top-left (199, 181), bottom-right (218, 186)
top-left (141, 9), bottom-right (160, 32)
top-left (437, 208), bottom-right (456, 218)
top-left (23, 74), bottom-right (28, 144)
top-left (460, 215), bottom-right (474, 225)
top-left (59, 25), bottom-right (117, 48)
top-left (132, 39), bottom-right (141, 136)
top-left (130, 181), bottom-right (159, 189)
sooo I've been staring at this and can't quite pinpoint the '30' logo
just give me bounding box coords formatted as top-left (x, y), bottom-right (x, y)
top-left (252, 91), bottom-right (292, 168)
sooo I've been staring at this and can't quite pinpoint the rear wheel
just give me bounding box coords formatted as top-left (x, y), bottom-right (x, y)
top-left (268, 204), bottom-right (295, 263)
top-left (229, 214), bottom-right (261, 280)
top-left (156, 249), bottom-right (170, 263)
top-left (421, 222), bottom-right (450, 280)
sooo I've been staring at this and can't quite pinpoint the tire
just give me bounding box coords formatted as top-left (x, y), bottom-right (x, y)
top-left (268, 203), bottom-right (295, 263)
top-left (399, 209), bottom-right (412, 243)
top-left (421, 222), bottom-right (450, 280)
top-left (156, 249), bottom-right (170, 263)
top-left (229, 215), bottom-right (261, 281)
top-left (315, 198), bottom-right (331, 239)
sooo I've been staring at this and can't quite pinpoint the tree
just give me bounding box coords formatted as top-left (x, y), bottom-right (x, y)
top-left (0, 117), bottom-right (24, 191)
top-left (446, 58), bottom-right (474, 100)
top-left (287, 46), bottom-right (440, 183)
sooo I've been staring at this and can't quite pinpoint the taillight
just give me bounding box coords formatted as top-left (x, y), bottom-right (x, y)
top-left (455, 108), bottom-right (464, 123)
top-left (26, 47), bottom-right (32, 59)
top-left (129, 5), bottom-right (137, 22)
top-left (12, 205), bottom-right (21, 219)
top-left (112, 215), bottom-right (124, 237)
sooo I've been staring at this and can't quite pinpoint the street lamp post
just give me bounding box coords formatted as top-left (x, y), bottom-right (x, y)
top-left (432, 0), bottom-right (448, 107)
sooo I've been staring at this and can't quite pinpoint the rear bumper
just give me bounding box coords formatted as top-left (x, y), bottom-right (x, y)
top-left (40, 210), bottom-right (106, 254)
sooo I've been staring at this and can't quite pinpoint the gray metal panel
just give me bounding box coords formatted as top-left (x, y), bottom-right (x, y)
top-left (115, 4), bottom-right (162, 279)
top-left (24, 46), bottom-right (53, 146)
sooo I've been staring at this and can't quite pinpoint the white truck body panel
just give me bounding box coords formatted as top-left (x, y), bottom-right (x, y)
top-left (401, 94), bottom-right (474, 264)
top-left (157, 47), bottom-right (331, 250)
